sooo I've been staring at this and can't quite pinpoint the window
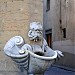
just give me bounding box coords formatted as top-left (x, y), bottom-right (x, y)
top-left (62, 28), bottom-right (66, 38)
top-left (46, 0), bottom-right (50, 12)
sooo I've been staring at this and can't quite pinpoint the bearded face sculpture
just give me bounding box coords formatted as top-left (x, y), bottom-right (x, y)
top-left (28, 22), bottom-right (43, 42)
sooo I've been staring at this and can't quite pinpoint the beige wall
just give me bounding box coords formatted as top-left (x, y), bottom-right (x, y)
top-left (0, 0), bottom-right (43, 74)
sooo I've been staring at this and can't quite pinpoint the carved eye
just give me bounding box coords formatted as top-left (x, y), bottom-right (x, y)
top-left (31, 32), bottom-right (32, 33)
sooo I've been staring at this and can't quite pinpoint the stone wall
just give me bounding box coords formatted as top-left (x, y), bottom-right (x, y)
top-left (0, 0), bottom-right (43, 74)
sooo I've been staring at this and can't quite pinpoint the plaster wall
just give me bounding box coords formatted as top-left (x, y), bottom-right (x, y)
top-left (43, 0), bottom-right (75, 54)
top-left (43, 0), bottom-right (75, 69)
top-left (53, 0), bottom-right (75, 54)
top-left (43, 0), bottom-right (61, 41)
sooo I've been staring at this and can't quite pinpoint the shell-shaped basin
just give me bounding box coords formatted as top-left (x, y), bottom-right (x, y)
top-left (27, 45), bottom-right (57, 74)
top-left (4, 36), bottom-right (29, 69)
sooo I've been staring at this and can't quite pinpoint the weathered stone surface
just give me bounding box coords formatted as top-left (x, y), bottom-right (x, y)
top-left (0, 0), bottom-right (43, 73)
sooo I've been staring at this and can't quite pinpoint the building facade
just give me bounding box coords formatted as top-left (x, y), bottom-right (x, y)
top-left (0, 0), bottom-right (43, 74)
top-left (43, 0), bottom-right (75, 69)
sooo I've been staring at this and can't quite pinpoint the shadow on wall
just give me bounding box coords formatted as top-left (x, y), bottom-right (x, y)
top-left (52, 40), bottom-right (75, 69)
top-left (53, 40), bottom-right (75, 54)
top-left (55, 52), bottom-right (75, 70)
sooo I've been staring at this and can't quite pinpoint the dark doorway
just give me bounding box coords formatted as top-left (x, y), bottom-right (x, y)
top-left (45, 29), bottom-right (52, 48)
top-left (46, 33), bottom-right (52, 48)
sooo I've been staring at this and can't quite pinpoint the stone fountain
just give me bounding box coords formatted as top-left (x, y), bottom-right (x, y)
top-left (4, 22), bottom-right (64, 75)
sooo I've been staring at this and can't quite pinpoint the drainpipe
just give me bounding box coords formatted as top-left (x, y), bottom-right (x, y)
top-left (59, 0), bottom-right (62, 40)
top-left (60, 0), bottom-right (62, 26)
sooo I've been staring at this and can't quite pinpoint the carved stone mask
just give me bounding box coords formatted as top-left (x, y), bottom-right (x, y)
top-left (28, 22), bottom-right (43, 41)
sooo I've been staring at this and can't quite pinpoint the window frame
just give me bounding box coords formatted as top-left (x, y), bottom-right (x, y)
top-left (46, 0), bottom-right (50, 12)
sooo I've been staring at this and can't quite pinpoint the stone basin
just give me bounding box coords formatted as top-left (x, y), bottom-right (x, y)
top-left (4, 36), bottom-right (63, 75)
top-left (21, 44), bottom-right (57, 74)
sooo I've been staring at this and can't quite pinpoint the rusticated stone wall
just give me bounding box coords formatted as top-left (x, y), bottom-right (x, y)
top-left (0, 0), bottom-right (43, 74)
